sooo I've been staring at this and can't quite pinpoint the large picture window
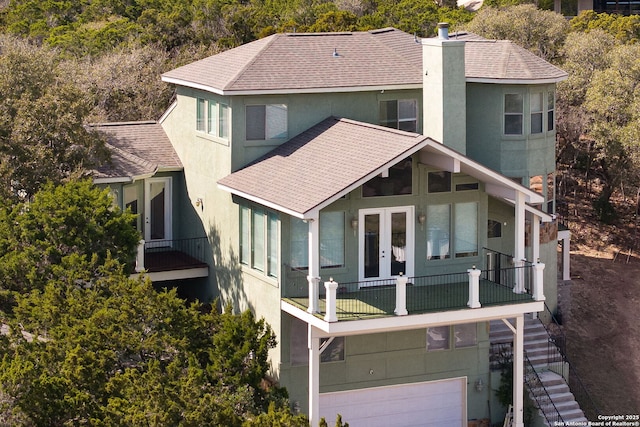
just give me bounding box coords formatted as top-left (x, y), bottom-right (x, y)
top-left (362, 157), bottom-right (412, 197)
top-left (290, 212), bottom-right (345, 269)
top-left (379, 99), bottom-right (417, 132)
top-left (454, 202), bottom-right (478, 257)
top-left (426, 202), bottom-right (478, 260)
top-left (504, 93), bottom-right (523, 135)
top-left (246, 104), bottom-right (288, 140)
top-left (426, 204), bottom-right (450, 260)
top-left (240, 205), bottom-right (279, 278)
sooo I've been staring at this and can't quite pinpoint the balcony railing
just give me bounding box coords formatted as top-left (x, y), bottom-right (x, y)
top-left (284, 263), bottom-right (545, 322)
top-left (135, 237), bottom-right (209, 273)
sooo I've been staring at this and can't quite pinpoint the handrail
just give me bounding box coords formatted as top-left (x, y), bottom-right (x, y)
top-left (542, 303), bottom-right (601, 419)
top-left (524, 351), bottom-right (565, 425)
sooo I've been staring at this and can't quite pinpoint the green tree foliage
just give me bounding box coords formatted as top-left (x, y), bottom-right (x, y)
top-left (0, 180), bottom-right (140, 298)
top-left (0, 35), bottom-right (109, 200)
top-left (465, 4), bottom-right (569, 61)
top-left (570, 10), bottom-right (640, 44)
top-left (0, 255), bottom-right (288, 426)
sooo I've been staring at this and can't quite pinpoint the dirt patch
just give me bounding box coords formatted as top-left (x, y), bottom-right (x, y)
top-left (559, 182), bottom-right (640, 415)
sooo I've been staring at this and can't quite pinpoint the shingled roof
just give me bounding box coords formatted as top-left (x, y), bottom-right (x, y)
top-left (91, 121), bottom-right (182, 183)
top-left (217, 117), bottom-right (546, 218)
top-left (162, 28), bottom-right (566, 95)
top-left (218, 117), bottom-right (431, 217)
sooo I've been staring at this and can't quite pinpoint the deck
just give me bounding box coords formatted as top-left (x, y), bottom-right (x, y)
top-left (284, 279), bottom-right (533, 321)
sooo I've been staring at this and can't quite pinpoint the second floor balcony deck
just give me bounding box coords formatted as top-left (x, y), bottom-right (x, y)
top-left (283, 262), bottom-right (545, 323)
top-left (135, 237), bottom-right (209, 281)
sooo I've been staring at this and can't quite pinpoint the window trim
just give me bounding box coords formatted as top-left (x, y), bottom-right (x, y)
top-left (379, 99), bottom-right (418, 132)
top-left (504, 93), bottom-right (524, 135)
top-left (547, 91), bottom-right (555, 132)
top-left (240, 205), bottom-right (279, 279)
top-left (196, 97), bottom-right (229, 141)
top-left (530, 92), bottom-right (543, 134)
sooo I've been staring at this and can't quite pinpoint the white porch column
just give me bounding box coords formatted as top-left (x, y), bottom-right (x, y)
top-left (135, 239), bottom-right (145, 272)
top-left (308, 325), bottom-right (321, 427)
top-left (467, 267), bottom-right (481, 308)
top-left (513, 192), bottom-right (526, 294)
top-left (559, 229), bottom-right (571, 281)
top-left (324, 279), bottom-right (338, 322)
top-left (532, 262), bottom-right (546, 301)
top-left (394, 274), bottom-right (408, 315)
top-left (532, 215), bottom-right (540, 264)
top-left (307, 217), bottom-right (320, 314)
top-left (513, 315), bottom-right (525, 427)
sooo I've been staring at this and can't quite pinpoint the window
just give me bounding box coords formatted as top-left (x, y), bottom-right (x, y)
top-left (427, 202), bottom-right (478, 260)
top-left (290, 318), bottom-right (345, 366)
top-left (547, 91), bottom-right (555, 131)
top-left (427, 326), bottom-right (450, 351)
top-left (379, 99), bottom-right (417, 132)
top-left (428, 171), bottom-right (451, 193)
top-left (530, 92), bottom-right (543, 134)
top-left (246, 104), bottom-right (288, 140)
top-left (454, 323), bottom-right (477, 348)
top-left (196, 98), bottom-right (229, 140)
top-left (504, 94), bottom-right (523, 135)
top-left (321, 337), bottom-right (345, 362)
top-left (196, 98), bottom-right (206, 132)
top-left (362, 157), bottom-right (412, 197)
top-left (487, 219), bottom-right (502, 238)
top-left (290, 212), bottom-right (345, 269)
top-left (455, 182), bottom-right (479, 191)
top-left (454, 202), bottom-right (478, 257)
top-left (240, 206), bottom-right (279, 278)
top-left (426, 204), bottom-right (450, 260)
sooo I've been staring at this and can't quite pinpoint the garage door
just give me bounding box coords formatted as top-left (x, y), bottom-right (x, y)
top-left (319, 377), bottom-right (466, 427)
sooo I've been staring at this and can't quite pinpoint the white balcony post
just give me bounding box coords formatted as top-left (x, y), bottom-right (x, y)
top-left (307, 217), bottom-right (320, 314)
top-left (308, 325), bottom-right (320, 427)
top-left (324, 278), bottom-right (338, 323)
top-left (395, 274), bottom-right (408, 316)
top-left (135, 239), bottom-right (145, 272)
top-left (467, 266), bottom-right (481, 308)
top-left (513, 259), bottom-right (526, 294)
top-left (532, 261), bottom-right (546, 301)
top-left (513, 315), bottom-right (525, 427)
top-left (307, 276), bottom-right (320, 314)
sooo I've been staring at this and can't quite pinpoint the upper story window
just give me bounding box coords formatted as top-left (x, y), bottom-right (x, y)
top-left (246, 104), bottom-right (288, 140)
top-left (240, 205), bottom-right (279, 278)
top-left (379, 99), bottom-right (418, 132)
top-left (547, 91), bottom-right (555, 132)
top-left (426, 202), bottom-right (478, 261)
top-left (362, 157), bottom-right (412, 197)
top-left (504, 94), bottom-right (523, 135)
top-left (428, 171), bottom-right (451, 193)
top-left (196, 97), bottom-right (229, 140)
top-left (290, 212), bottom-right (345, 269)
top-left (530, 92), bottom-right (543, 134)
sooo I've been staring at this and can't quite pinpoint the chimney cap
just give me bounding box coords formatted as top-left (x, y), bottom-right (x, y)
top-left (437, 22), bottom-right (450, 29)
top-left (437, 22), bottom-right (450, 40)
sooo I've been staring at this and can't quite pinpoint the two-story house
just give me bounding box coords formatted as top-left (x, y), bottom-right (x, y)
top-left (96, 24), bottom-right (567, 426)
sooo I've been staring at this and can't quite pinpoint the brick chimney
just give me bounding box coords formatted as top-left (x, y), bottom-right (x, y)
top-left (422, 23), bottom-right (466, 154)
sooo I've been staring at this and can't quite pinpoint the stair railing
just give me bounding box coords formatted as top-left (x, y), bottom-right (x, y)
top-left (524, 351), bottom-right (565, 425)
top-left (541, 303), bottom-right (601, 420)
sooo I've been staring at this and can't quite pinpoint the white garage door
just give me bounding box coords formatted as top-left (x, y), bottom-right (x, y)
top-left (319, 377), bottom-right (466, 427)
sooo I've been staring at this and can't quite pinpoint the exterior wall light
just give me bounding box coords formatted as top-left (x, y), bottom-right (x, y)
top-left (475, 378), bottom-right (484, 392)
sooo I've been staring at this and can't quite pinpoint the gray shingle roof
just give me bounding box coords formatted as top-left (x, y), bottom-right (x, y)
top-left (91, 121), bottom-right (182, 182)
top-left (163, 28), bottom-right (566, 94)
top-left (163, 28), bottom-right (423, 93)
top-left (218, 117), bottom-right (431, 217)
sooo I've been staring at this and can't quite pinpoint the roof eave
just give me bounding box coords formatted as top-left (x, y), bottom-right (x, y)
top-left (466, 75), bottom-right (568, 85)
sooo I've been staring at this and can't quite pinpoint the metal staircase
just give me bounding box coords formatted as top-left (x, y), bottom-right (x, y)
top-left (490, 317), bottom-right (589, 425)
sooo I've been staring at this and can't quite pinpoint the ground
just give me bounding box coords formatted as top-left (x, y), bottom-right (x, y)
top-left (559, 182), bottom-right (640, 415)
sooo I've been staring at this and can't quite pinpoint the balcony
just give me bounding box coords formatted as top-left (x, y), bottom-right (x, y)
top-left (283, 262), bottom-right (545, 323)
top-left (135, 237), bottom-right (209, 281)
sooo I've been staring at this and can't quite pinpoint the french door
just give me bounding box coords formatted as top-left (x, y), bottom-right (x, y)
top-left (358, 206), bottom-right (414, 284)
top-left (144, 177), bottom-right (172, 245)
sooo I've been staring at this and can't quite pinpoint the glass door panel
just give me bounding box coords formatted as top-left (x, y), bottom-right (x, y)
top-left (144, 177), bottom-right (172, 245)
top-left (364, 213), bottom-right (380, 278)
top-left (390, 212), bottom-right (407, 276)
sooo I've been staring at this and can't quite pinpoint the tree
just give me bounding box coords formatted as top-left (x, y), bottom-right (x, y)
top-left (465, 4), bottom-right (569, 61)
top-left (570, 10), bottom-right (640, 44)
top-left (0, 35), bottom-right (109, 200)
top-left (583, 43), bottom-right (640, 221)
top-left (0, 180), bottom-right (140, 299)
top-left (0, 255), bottom-right (287, 426)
